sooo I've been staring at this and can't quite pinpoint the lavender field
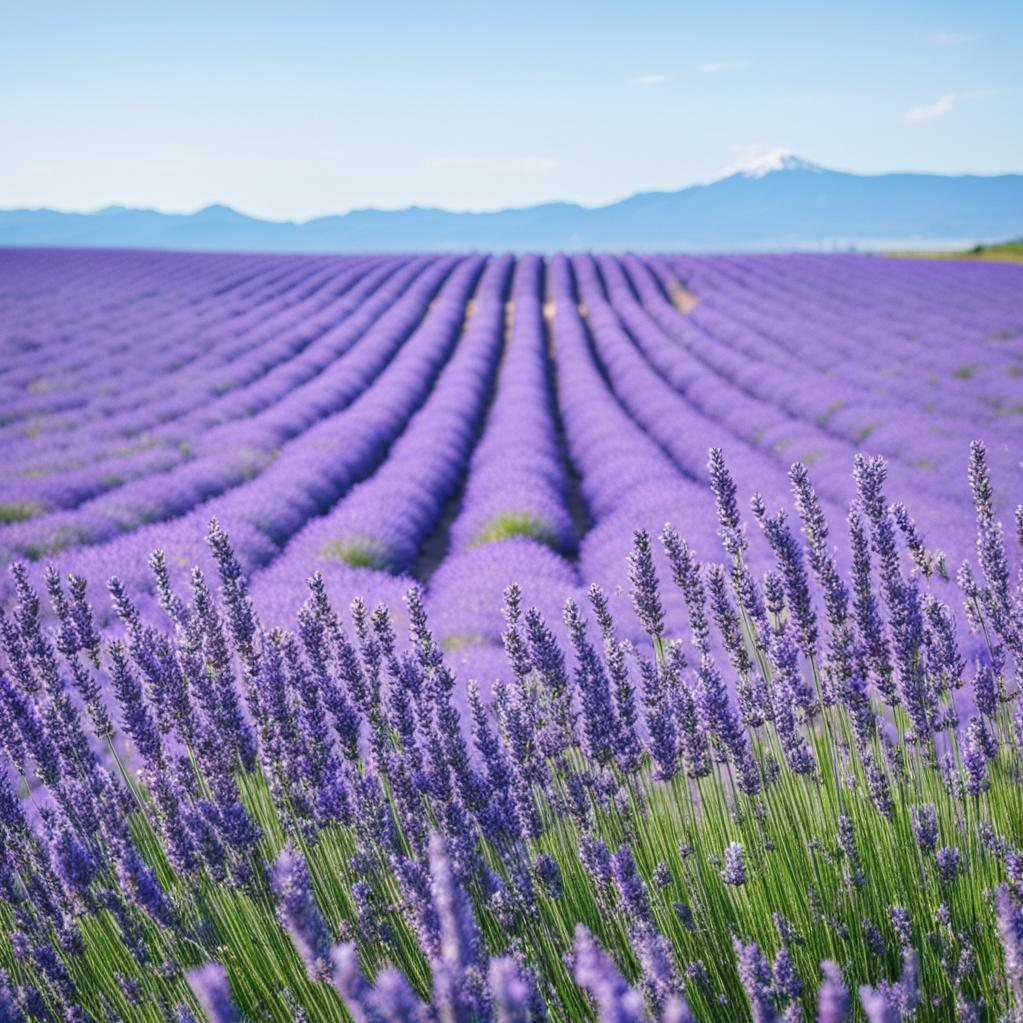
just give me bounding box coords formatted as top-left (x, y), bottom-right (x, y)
top-left (1, 246), bottom-right (1023, 1022)
top-left (2, 250), bottom-right (1020, 664)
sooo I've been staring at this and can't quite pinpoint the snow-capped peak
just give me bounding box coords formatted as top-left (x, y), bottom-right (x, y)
top-left (723, 147), bottom-right (824, 179)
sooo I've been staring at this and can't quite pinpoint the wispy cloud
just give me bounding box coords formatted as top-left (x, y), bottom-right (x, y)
top-left (925, 31), bottom-right (973, 47)
top-left (423, 155), bottom-right (557, 175)
top-left (904, 94), bottom-right (956, 123)
top-left (700, 59), bottom-right (749, 73)
top-left (632, 74), bottom-right (670, 86)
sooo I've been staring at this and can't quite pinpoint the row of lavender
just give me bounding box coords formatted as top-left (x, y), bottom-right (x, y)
top-left (1, 249), bottom-right (1020, 672)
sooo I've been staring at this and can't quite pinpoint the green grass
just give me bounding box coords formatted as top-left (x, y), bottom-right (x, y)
top-left (441, 631), bottom-right (487, 651)
top-left (885, 240), bottom-right (1023, 264)
top-left (953, 364), bottom-right (979, 381)
top-left (319, 536), bottom-right (390, 569)
top-left (472, 511), bottom-right (558, 549)
top-left (0, 500), bottom-right (43, 524)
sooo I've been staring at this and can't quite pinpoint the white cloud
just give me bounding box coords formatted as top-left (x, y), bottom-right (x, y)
top-left (904, 94), bottom-right (955, 123)
top-left (633, 74), bottom-right (670, 86)
top-left (925, 31), bottom-right (973, 47)
top-left (700, 59), bottom-right (749, 73)
top-left (423, 155), bottom-right (557, 175)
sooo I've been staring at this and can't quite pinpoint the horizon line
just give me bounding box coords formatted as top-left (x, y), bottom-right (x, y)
top-left (5, 159), bottom-right (1023, 225)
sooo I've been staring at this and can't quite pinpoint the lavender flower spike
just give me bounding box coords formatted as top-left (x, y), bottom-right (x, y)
top-left (708, 447), bottom-right (747, 557)
top-left (816, 961), bottom-right (850, 1023)
top-left (995, 884), bottom-right (1023, 1003)
top-left (662, 995), bottom-right (697, 1023)
top-left (733, 936), bottom-right (777, 1023)
top-left (572, 925), bottom-right (646, 1023)
top-left (0, 977), bottom-right (25, 1023)
top-left (858, 985), bottom-right (901, 1023)
top-left (910, 804), bottom-right (938, 853)
top-left (273, 844), bottom-right (333, 981)
top-left (429, 832), bottom-right (486, 1023)
top-left (488, 957), bottom-right (546, 1023)
top-left (628, 529), bottom-right (665, 643)
top-left (610, 844), bottom-right (652, 921)
top-left (185, 963), bottom-right (240, 1023)
top-left (331, 943), bottom-right (399, 1023)
top-left (721, 842), bottom-right (747, 886)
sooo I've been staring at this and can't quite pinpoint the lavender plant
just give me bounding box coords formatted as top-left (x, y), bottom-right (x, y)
top-left (0, 446), bottom-right (1022, 1022)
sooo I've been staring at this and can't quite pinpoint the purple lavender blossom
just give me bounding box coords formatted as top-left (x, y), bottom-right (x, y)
top-left (963, 716), bottom-right (994, 796)
top-left (910, 803), bottom-right (938, 853)
top-left (185, 963), bottom-right (240, 1023)
top-left (429, 833), bottom-right (487, 1022)
top-left (971, 661), bottom-right (999, 720)
top-left (721, 842), bottom-right (747, 887)
top-left (837, 816), bottom-right (865, 889)
top-left (751, 495), bottom-right (818, 659)
top-left (579, 834), bottom-right (614, 897)
top-left (995, 884), bottom-right (1023, 1003)
top-left (665, 642), bottom-right (711, 780)
top-left (49, 827), bottom-right (97, 898)
top-left (695, 655), bottom-right (760, 795)
top-left (332, 943), bottom-right (419, 1023)
top-left (533, 854), bottom-right (562, 900)
top-left (889, 906), bottom-right (913, 950)
top-left (564, 597), bottom-right (618, 765)
top-left (858, 985), bottom-right (901, 1023)
top-left (652, 862), bottom-right (673, 889)
top-left (733, 936), bottom-right (777, 1023)
top-left (816, 961), bottom-right (849, 1023)
top-left (588, 584), bottom-right (642, 773)
top-left (936, 846), bottom-right (962, 884)
top-left (708, 448), bottom-right (746, 557)
top-left (772, 948), bottom-right (802, 1002)
top-left (627, 530), bottom-right (665, 643)
top-left (0, 978), bottom-right (25, 1023)
top-left (847, 507), bottom-right (894, 703)
top-left (660, 526), bottom-right (712, 656)
top-left (632, 926), bottom-right (685, 1016)
top-left (610, 845), bottom-right (652, 922)
top-left (273, 845), bottom-right (333, 980)
top-left (572, 925), bottom-right (646, 1023)
top-left (488, 957), bottom-right (545, 1023)
top-left (637, 654), bottom-right (678, 782)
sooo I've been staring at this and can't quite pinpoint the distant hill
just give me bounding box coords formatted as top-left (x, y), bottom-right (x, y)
top-left (3, 157), bottom-right (1022, 252)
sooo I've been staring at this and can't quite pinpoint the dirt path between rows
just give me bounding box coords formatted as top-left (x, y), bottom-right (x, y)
top-left (666, 278), bottom-right (699, 314)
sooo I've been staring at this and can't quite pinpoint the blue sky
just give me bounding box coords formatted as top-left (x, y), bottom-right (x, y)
top-left (2, 1), bottom-right (1020, 220)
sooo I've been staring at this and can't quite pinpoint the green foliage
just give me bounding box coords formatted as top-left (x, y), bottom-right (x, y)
top-left (886, 240), bottom-right (1023, 264)
top-left (319, 536), bottom-right (390, 569)
top-left (473, 511), bottom-right (558, 549)
top-left (441, 631), bottom-right (486, 651)
top-left (0, 500), bottom-right (42, 524)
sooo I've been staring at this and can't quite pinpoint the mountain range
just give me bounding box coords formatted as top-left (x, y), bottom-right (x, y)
top-left (3, 156), bottom-right (1022, 252)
